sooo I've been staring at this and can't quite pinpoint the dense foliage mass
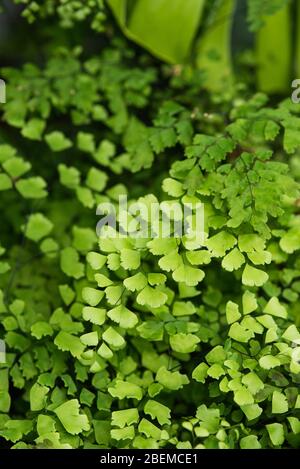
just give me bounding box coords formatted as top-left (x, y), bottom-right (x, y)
top-left (1, 0), bottom-right (300, 450)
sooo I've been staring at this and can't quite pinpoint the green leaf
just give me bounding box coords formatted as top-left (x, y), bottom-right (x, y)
top-left (196, 0), bottom-right (234, 92)
top-left (147, 238), bottom-right (178, 255)
top-left (77, 132), bottom-right (95, 154)
top-left (287, 417), bottom-right (300, 434)
top-left (280, 228), bottom-right (300, 253)
top-left (241, 372), bottom-right (264, 395)
top-left (229, 323), bottom-right (254, 343)
top-left (259, 355), bottom-right (281, 370)
top-left (242, 290), bottom-right (258, 315)
top-left (234, 387), bottom-right (254, 406)
top-left (0, 144), bottom-right (16, 163)
top-left (138, 418), bottom-right (164, 440)
top-left (60, 247), bottom-right (84, 279)
top-left (265, 120), bottom-right (280, 141)
top-left (284, 128), bottom-right (300, 154)
top-left (109, 0), bottom-right (205, 63)
top-left (37, 415), bottom-right (56, 436)
top-left (172, 301), bottom-right (196, 317)
top-left (282, 324), bottom-right (300, 342)
top-left (9, 299), bottom-right (24, 315)
top-left (148, 273), bottom-right (166, 286)
top-left (86, 167), bottom-right (108, 192)
top-left (124, 272), bottom-right (148, 292)
top-left (93, 420), bottom-right (111, 446)
top-left (76, 186), bottom-right (95, 208)
top-left (186, 250), bottom-right (211, 265)
top-left (0, 370), bottom-right (10, 412)
top-left (54, 332), bottom-right (85, 358)
top-left (21, 118), bottom-right (45, 140)
top-left (241, 404), bottom-right (263, 421)
top-left (98, 343), bottom-right (113, 359)
top-left (206, 231), bottom-right (237, 257)
top-left (80, 388), bottom-right (95, 407)
top-left (58, 164), bottom-right (80, 189)
top-left (247, 250), bottom-right (272, 265)
top-left (80, 331), bottom-right (98, 346)
top-left (206, 346), bottom-right (226, 364)
top-left (5, 331), bottom-right (30, 352)
top-left (137, 286), bottom-right (168, 308)
top-left (265, 328), bottom-right (278, 344)
top-left (40, 237), bottom-right (59, 257)
top-left (0, 420), bottom-right (33, 443)
top-left (162, 178), bottom-right (184, 197)
top-left (240, 435), bottom-right (261, 449)
top-left (73, 226), bottom-right (96, 252)
top-left (102, 327), bottom-right (125, 349)
top-left (241, 316), bottom-right (263, 334)
top-left (107, 253), bottom-right (120, 271)
top-left (54, 399), bottom-right (90, 435)
top-left (82, 307), bottom-right (106, 326)
top-left (192, 363), bottom-right (209, 383)
top-left (95, 274), bottom-right (113, 288)
top-left (45, 131), bottom-right (72, 151)
top-left (144, 400), bottom-right (171, 426)
top-left (31, 322), bottom-right (53, 339)
top-left (105, 285), bottom-right (124, 305)
top-left (238, 234), bottom-right (265, 252)
top-left (272, 390), bottom-right (288, 414)
top-left (107, 304), bottom-right (138, 329)
top-left (111, 426), bottom-right (135, 441)
top-left (158, 250), bottom-right (182, 272)
top-left (120, 249), bottom-right (141, 270)
top-left (137, 321), bottom-right (164, 341)
top-left (82, 287), bottom-right (104, 307)
top-left (172, 264), bottom-right (205, 286)
top-left (111, 409), bottom-right (139, 428)
top-left (196, 405), bottom-right (220, 433)
top-left (108, 380), bottom-right (143, 400)
top-left (256, 1), bottom-right (292, 94)
top-left (263, 297), bottom-right (287, 319)
top-left (59, 284), bottom-right (75, 306)
top-left (222, 248), bottom-right (245, 272)
top-left (123, 117), bottom-right (154, 171)
top-left (0, 173), bottom-right (12, 191)
top-left (207, 364), bottom-right (225, 379)
top-left (3, 157), bottom-right (31, 178)
top-left (226, 301), bottom-right (241, 325)
top-left (94, 140), bottom-right (115, 165)
top-left (156, 366), bottom-right (189, 390)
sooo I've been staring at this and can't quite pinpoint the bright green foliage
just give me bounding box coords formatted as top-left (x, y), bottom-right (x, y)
top-left (54, 400), bottom-right (90, 435)
top-left (248, 0), bottom-right (290, 30)
top-left (1, 0), bottom-right (300, 452)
